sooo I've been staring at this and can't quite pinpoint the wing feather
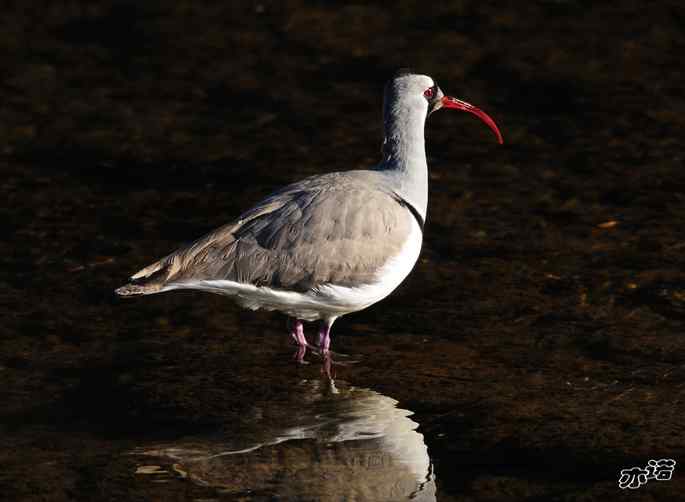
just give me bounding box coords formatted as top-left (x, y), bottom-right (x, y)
top-left (121, 172), bottom-right (414, 294)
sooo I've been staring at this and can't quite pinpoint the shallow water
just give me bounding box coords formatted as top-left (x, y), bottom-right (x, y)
top-left (132, 379), bottom-right (435, 500)
top-left (3, 1), bottom-right (685, 500)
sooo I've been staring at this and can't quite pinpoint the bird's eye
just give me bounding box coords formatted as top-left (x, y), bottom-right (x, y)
top-left (423, 87), bottom-right (434, 98)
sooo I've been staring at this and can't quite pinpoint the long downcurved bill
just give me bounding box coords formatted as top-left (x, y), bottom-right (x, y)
top-left (442, 96), bottom-right (504, 144)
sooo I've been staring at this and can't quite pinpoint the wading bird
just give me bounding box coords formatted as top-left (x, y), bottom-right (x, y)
top-left (116, 71), bottom-right (503, 363)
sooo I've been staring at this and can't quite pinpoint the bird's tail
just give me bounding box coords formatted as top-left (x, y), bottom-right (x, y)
top-left (115, 282), bottom-right (165, 297)
top-left (115, 255), bottom-right (175, 297)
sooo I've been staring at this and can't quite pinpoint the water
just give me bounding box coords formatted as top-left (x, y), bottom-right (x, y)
top-left (3, 1), bottom-right (685, 500)
top-left (132, 379), bottom-right (435, 500)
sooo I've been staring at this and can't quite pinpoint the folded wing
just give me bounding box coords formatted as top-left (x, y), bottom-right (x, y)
top-left (117, 173), bottom-right (414, 296)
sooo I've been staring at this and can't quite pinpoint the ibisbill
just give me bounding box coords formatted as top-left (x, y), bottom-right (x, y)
top-left (116, 70), bottom-right (503, 362)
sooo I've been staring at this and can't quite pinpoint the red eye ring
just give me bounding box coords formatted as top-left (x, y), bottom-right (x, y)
top-left (423, 87), bottom-right (434, 98)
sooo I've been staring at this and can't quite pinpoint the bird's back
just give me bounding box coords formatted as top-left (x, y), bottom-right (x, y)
top-left (116, 171), bottom-right (420, 297)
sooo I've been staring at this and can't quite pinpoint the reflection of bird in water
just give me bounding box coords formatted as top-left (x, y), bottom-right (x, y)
top-left (134, 379), bottom-right (436, 501)
top-left (116, 71), bottom-right (502, 361)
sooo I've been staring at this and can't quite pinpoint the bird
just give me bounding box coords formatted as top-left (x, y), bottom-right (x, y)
top-left (115, 70), bottom-right (503, 362)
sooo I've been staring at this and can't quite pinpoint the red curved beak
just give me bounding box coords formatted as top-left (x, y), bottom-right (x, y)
top-left (441, 96), bottom-right (504, 144)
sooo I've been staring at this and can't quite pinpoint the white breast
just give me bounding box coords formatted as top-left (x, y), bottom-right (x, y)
top-left (311, 215), bottom-right (423, 315)
top-left (165, 215), bottom-right (423, 322)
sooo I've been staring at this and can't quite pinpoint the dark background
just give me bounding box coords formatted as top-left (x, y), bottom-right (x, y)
top-left (2, 1), bottom-right (685, 500)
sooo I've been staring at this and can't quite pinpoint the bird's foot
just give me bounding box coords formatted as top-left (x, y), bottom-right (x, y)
top-left (289, 318), bottom-right (310, 363)
top-left (292, 344), bottom-right (309, 364)
top-left (321, 351), bottom-right (334, 380)
top-left (308, 344), bottom-right (356, 360)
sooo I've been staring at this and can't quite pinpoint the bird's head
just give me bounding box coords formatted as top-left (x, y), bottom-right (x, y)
top-left (384, 70), bottom-right (503, 144)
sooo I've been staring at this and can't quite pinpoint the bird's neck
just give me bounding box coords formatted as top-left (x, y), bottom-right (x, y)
top-left (378, 105), bottom-right (429, 221)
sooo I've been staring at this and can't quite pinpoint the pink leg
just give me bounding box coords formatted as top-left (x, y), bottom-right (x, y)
top-left (294, 344), bottom-right (307, 364)
top-left (288, 318), bottom-right (308, 364)
top-left (317, 319), bottom-right (334, 353)
top-left (288, 318), bottom-right (308, 346)
top-left (321, 351), bottom-right (334, 380)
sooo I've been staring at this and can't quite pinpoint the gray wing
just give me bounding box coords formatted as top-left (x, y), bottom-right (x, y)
top-left (126, 172), bottom-right (415, 293)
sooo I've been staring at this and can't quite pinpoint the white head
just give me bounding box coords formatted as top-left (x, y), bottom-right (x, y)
top-left (379, 70), bottom-right (503, 222)
top-left (383, 70), bottom-right (503, 144)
